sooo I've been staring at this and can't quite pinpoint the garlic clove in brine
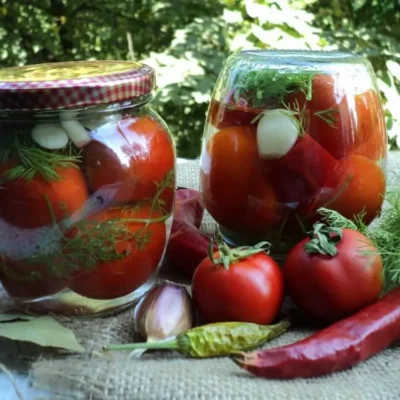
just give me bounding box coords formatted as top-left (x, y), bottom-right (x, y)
top-left (134, 281), bottom-right (195, 342)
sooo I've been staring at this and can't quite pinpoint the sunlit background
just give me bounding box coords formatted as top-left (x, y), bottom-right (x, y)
top-left (0, 0), bottom-right (399, 158)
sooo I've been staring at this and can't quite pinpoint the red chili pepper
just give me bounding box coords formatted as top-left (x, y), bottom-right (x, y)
top-left (232, 287), bottom-right (400, 379)
top-left (166, 188), bottom-right (217, 278)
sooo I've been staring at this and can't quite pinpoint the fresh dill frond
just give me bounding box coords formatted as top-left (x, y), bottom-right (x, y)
top-left (232, 69), bottom-right (315, 108)
top-left (318, 207), bottom-right (369, 235)
top-left (1, 134), bottom-right (82, 182)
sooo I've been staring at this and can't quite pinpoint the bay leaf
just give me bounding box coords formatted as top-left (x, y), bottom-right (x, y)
top-left (0, 312), bottom-right (35, 322)
top-left (0, 316), bottom-right (84, 353)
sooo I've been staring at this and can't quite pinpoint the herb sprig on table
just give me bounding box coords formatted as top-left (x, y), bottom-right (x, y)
top-left (232, 69), bottom-right (315, 108)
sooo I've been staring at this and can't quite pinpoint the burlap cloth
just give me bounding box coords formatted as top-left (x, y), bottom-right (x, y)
top-left (7, 154), bottom-right (400, 399)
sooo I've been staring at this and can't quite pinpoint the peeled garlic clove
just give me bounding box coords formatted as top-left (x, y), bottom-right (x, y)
top-left (60, 119), bottom-right (91, 148)
top-left (31, 123), bottom-right (69, 149)
top-left (134, 281), bottom-right (194, 342)
top-left (82, 114), bottom-right (122, 131)
top-left (256, 109), bottom-right (299, 159)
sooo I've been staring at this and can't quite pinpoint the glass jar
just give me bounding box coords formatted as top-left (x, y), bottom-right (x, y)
top-left (200, 50), bottom-right (387, 258)
top-left (0, 61), bottom-right (176, 315)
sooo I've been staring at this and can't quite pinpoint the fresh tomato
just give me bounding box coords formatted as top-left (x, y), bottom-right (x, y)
top-left (208, 99), bottom-right (261, 129)
top-left (329, 155), bottom-right (386, 225)
top-left (283, 225), bottom-right (383, 322)
top-left (354, 89), bottom-right (387, 162)
top-left (68, 204), bottom-right (166, 300)
top-left (82, 115), bottom-right (175, 207)
top-left (192, 243), bottom-right (284, 324)
top-left (0, 163), bottom-right (88, 229)
top-left (201, 125), bottom-right (258, 231)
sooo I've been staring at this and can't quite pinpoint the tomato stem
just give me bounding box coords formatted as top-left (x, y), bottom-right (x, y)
top-left (304, 223), bottom-right (343, 257)
top-left (209, 227), bottom-right (271, 269)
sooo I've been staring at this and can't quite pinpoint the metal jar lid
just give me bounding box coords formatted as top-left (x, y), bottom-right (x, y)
top-left (0, 60), bottom-right (155, 111)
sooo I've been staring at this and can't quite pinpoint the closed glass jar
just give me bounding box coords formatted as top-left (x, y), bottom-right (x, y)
top-left (0, 61), bottom-right (176, 315)
top-left (200, 50), bottom-right (387, 257)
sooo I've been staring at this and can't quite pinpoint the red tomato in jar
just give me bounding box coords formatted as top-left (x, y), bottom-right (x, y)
top-left (68, 204), bottom-right (166, 300)
top-left (82, 115), bottom-right (175, 208)
top-left (308, 97), bottom-right (355, 160)
top-left (239, 171), bottom-right (283, 234)
top-left (0, 163), bottom-right (88, 229)
top-left (354, 89), bottom-right (387, 162)
top-left (287, 74), bottom-right (356, 160)
top-left (0, 256), bottom-right (66, 299)
top-left (192, 250), bottom-right (284, 324)
top-left (329, 155), bottom-right (386, 225)
top-left (208, 99), bottom-right (261, 129)
top-left (283, 227), bottom-right (383, 323)
top-left (286, 74), bottom-right (343, 110)
top-left (200, 125), bottom-right (258, 231)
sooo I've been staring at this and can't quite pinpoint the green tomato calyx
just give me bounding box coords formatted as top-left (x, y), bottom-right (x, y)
top-left (208, 228), bottom-right (271, 270)
top-left (305, 223), bottom-right (343, 257)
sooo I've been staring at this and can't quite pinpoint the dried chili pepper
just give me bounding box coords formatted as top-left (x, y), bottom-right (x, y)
top-left (166, 188), bottom-right (217, 278)
top-left (104, 319), bottom-right (289, 358)
top-left (232, 286), bottom-right (400, 379)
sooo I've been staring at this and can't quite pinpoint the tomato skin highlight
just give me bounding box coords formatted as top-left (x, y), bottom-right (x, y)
top-left (82, 115), bottom-right (175, 205)
top-left (283, 228), bottom-right (383, 323)
top-left (0, 164), bottom-right (88, 229)
top-left (353, 89), bottom-right (387, 162)
top-left (192, 252), bottom-right (284, 325)
top-left (68, 205), bottom-right (166, 300)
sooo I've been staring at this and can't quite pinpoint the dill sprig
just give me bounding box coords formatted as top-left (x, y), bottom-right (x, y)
top-left (151, 169), bottom-right (176, 213)
top-left (314, 108), bottom-right (339, 128)
top-left (232, 69), bottom-right (315, 108)
top-left (282, 99), bottom-right (309, 137)
top-left (1, 135), bottom-right (81, 182)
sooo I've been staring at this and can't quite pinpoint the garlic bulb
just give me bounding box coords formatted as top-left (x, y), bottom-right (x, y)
top-left (256, 109), bottom-right (299, 159)
top-left (31, 123), bottom-right (69, 149)
top-left (134, 281), bottom-right (195, 342)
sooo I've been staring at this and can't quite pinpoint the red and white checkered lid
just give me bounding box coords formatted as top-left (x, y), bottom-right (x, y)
top-left (0, 60), bottom-right (155, 111)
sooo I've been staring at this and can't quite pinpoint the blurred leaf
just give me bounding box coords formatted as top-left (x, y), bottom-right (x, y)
top-left (0, 316), bottom-right (84, 352)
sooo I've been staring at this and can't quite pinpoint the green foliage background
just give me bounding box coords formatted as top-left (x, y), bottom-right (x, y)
top-left (0, 0), bottom-right (399, 158)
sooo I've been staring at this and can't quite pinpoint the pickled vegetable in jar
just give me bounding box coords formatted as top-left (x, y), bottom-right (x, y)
top-left (200, 50), bottom-right (387, 257)
top-left (0, 60), bottom-right (176, 315)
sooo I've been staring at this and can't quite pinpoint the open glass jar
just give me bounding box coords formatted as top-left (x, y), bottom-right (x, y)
top-left (200, 50), bottom-right (387, 257)
top-left (0, 61), bottom-right (176, 315)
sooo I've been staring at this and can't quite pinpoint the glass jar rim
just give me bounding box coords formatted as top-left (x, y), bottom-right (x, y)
top-left (237, 49), bottom-right (365, 64)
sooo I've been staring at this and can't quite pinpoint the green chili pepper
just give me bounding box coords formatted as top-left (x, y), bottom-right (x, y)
top-left (104, 319), bottom-right (290, 358)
